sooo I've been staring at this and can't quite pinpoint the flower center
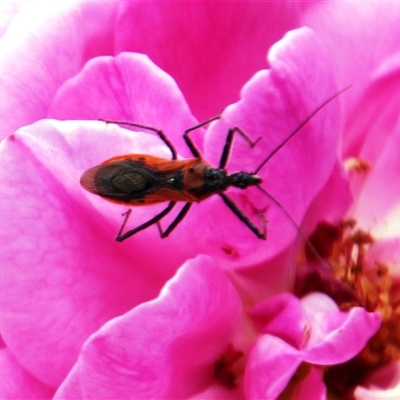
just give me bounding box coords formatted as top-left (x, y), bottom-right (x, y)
top-left (213, 344), bottom-right (244, 388)
top-left (304, 220), bottom-right (400, 395)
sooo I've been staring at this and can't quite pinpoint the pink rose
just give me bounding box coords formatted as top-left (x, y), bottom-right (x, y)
top-left (295, 28), bottom-right (400, 398)
top-left (1, 2), bottom-right (400, 398)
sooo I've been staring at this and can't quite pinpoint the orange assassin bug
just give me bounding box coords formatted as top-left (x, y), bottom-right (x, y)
top-left (80, 87), bottom-right (349, 242)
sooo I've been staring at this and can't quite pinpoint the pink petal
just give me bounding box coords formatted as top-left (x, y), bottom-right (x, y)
top-left (0, 2), bottom-right (118, 139)
top-left (303, 2), bottom-right (400, 121)
top-left (291, 366), bottom-right (326, 400)
top-left (0, 348), bottom-right (54, 399)
top-left (115, 2), bottom-right (302, 121)
top-left (0, 120), bottom-right (191, 386)
top-left (302, 160), bottom-right (353, 238)
top-left (249, 293), bottom-right (306, 349)
top-left (190, 385), bottom-right (244, 400)
top-left (343, 51), bottom-right (400, 162)
top-left (54, 256), bottom-right (244, 399)
top-left (351, 126), bottom-right (400, 236)
top-left (244, 334), bottom-right (301, 399)
top-left (303, 303), bottom-right (382, 365)
top-left (230, 248), bottom-right (295, 304)
top-left (344, 56), bottom-right (400, 162)
top-left (49, 52), bottom-right (198, 159)
top-left (0, 1), bottom-right (30, 37)
top-left (203, 27), bottom-right (341, 264)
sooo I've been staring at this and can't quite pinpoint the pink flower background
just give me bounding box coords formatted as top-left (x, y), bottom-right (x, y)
top-left (0, 2), bottom-right (399, 398)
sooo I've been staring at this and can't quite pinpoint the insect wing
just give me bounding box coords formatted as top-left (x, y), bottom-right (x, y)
top-left (80, 154), bottom-right (196, 205)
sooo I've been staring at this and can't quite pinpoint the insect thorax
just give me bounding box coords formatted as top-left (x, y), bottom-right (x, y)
top-left (184, 163), bottom-right (228, 199)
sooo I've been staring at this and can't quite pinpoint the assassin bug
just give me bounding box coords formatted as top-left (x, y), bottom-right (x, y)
top-left (80, 88), bottom-right (349, 242)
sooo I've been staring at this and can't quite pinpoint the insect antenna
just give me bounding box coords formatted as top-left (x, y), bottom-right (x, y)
top-left (256, 185), bottom-right (328, 266)
top-left (254, 85), bottom-right (352, 174)
top-left (254, 86), bottom-right (352, 265)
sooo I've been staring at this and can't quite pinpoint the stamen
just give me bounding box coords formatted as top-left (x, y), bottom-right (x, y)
top-left (303, 220), bottom-right (400, 395)
top-left (344, 157), bottom-right (371, 173)
top-left (214, 344), bottom-right (244, 388)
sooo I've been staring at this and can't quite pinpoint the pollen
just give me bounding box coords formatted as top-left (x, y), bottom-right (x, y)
top-left (344, 157), bottom-right (371, 173)
top-left (305, 220), bottom-right (400, 395)
top-left (213, 344), bottom-right (244, 389)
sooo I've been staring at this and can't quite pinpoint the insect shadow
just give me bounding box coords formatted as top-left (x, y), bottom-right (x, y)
top-left (80, 88), bottom-right (349, 242)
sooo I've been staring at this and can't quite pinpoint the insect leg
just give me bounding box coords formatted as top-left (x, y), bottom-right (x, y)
top-left (157, 202), bottom-right (192, 238)
top-left (116, 201), bottom-right (177, 242)
top-left (100, 119), bottom-right (177, 160)
top-left (219, 127), bottom-right (261, 169)
top-left (117, 209), bottom-right (133, 239)
top-left (184, 116), bottom-right (260, 168)
top-left (219, 193), bottom-right (266, 239)
top-left (184, 115), bottom-right (221, 157)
